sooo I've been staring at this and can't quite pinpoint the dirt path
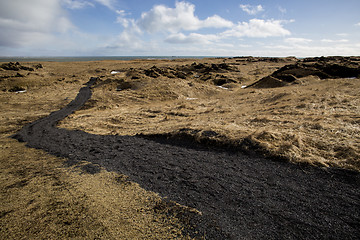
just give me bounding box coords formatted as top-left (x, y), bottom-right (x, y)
top-left (12, 77), bottom-right (360, 239)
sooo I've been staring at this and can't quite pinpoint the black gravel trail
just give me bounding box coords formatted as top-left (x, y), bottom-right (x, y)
top-left (12, 78), bottom-right (360, 239)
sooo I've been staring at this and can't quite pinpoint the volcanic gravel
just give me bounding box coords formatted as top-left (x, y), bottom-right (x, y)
top-left (12, 78), bottom-right (360, 239)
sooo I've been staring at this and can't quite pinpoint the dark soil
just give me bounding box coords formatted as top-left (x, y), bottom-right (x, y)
top-left (248, 59), bottom-right (360, 88)
top-left (12, 77), bottom-right (360, 239)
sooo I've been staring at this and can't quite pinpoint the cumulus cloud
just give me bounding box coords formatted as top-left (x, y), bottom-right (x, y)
top-left (222, 19), bottom-right (291, 38)
top-left (239, 4), bottom-right (264, 15)
top-left (134, 2), bottom-right (291, 45)
top-left (165, 33), bottom-right (219, 44)
top-left (0, 0), bottom-right (74, 47)
top-left (164, 18), bottom-right (292, 45)
top-left (137, 1), bottom-right (233, 33)
top-left (200, 15), bottom-right (234, 29)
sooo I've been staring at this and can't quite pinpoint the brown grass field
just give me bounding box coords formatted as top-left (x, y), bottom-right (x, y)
top-left (1, 57), bottom-right (359, 238)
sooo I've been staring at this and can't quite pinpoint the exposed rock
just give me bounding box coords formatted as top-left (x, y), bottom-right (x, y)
top-left (116, 81), bottom-right (132, 91)
top-left (181, 62), bottom-right (234, 74)
top-left (217, 63), bottom-right (232, 70)
top-left (33, 63), bottom-right (43, 69)
top-left (213, 75), bottom-right (236, 86)
top-left (232, 56), bottom-right (298, 63)
top-left (272, 64), bottom-right (330, 79)
top-left (126, 69), bottom-right (141, 79)
top-left (320, 64), bottom-right (360, 78)
top-left (211, 64), bottom-right (219, 71)
top-left (174, 71), bottom-right (187, 79)
top-left (192, 62), bottom-right (206, 70)
top-left (248, 58), bottom-right (360, 88)
top-left (144, 69), bottom-right (160, 78)
top-left (0, 62), bottom-right (34, 71)
top-left (200, 74), bottom-right (212, 81)
top-left (162, 71), bottom-right (176, 78)
top-left (144, 66), bottom-right (169, 78)
top-left (1, 62), bottom-right (20, 71)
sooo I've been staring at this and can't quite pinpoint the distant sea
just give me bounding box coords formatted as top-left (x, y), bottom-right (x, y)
top-left (0, 56), bottom-right (223, 62)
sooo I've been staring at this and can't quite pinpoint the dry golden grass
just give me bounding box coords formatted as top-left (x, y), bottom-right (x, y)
top-left (58, 58), bottom-right (360, 171)
top-left (1, 137), bottom-right (194, 239)
top-left (0, 61), bottom-right (195, 239)
top-left (1, 58), bottom-right (359, 239)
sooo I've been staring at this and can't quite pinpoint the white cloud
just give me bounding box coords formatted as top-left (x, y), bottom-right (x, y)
top-left (336, 33), bottom-right (348, 37)
top-left (222, 19), bottom-right (291, 38)
top-left (105, 15), bottom-right (145, 53)
top-left (116, 10), bottom-right (131, 28)
top-left (93, 0), bottom-right (116, 10)
top-left (113, 31), bottom-right (144, 49)
top-left (0, 0), bottom-right (302, 56)
top-left (165, 33), bottom-right (219, 44)
top-left (321, 39), bottom-right (349, 43)
top-left (278, 6), bottom-right (287, 14)
top-left (0, 0), bottom-right (74, 47)
top-left (285, 38), bottom-right (312, 45)
top-left (64, 0), bottom-right (116, 11)
top-left (116, 10), bottom-right (127, 16)
top-left (239, 4), bottom-right (264, 15)
top-left (165, 19), bottom-right (293, 44)
top-left (201, 15), bottom-right (234, 29)
top-left (355, 22), bottom-right (360, 27)
top-left (62, 0), bottom-right (94, 9)
top-left (137, 1), bottom-right (233, 33)
top-left (264, 43), bottom-right (360, 57)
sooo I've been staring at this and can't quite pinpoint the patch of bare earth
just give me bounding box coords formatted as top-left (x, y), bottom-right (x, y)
top-left (0, 61), bottom-right (194, 239)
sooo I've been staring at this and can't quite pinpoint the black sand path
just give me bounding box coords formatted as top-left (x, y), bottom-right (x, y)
top-left (13, 78), bottom-right (360, 239)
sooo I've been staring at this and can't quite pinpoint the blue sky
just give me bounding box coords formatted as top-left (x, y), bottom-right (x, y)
top-left (0, 0), bottom-right (359, 57)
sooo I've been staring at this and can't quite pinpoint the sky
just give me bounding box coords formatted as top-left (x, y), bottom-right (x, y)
top-left (0, 0), bottom-right (360, 57)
